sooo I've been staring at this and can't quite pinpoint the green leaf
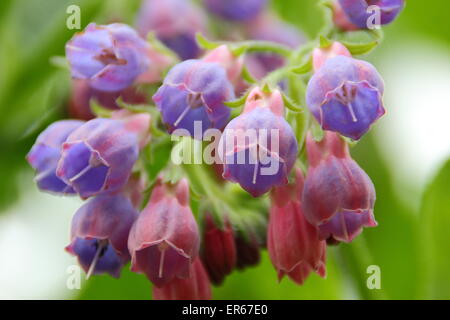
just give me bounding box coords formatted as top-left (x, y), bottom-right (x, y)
top-left (90, 99), bottom-right (113, 118)
top-left (143, 135), bottom-right (173, 182)
top-left (419, 159), bottom-right (450, 299)
top-left (196, 32), bottom-right (220, 50)
top-left (342, 40), bottom-right (379, 56)
top-left (291, 56), bottom-right (312, 74)
top-left (224, 91), bottom-right (249, 108)
top-left (241, 65), bottom-right (257, 84)
top-left (282, 93), bottom-right (304, 112)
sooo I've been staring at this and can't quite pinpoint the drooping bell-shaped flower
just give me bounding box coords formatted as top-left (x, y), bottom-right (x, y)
top-left (268, 169), bottom-right (326, 285)
top-left (306, 55), bottom-right (385, 140)
top-left (204, 0), bottom-right (268, 21)
top-left (128, 178), bottom-right (200, 287)
top-left (66, 23), bottom-right (151, 91)
top-left (201, 213), bottom-right (237, 285)
top-left (65, 194), bottom-right (138, 278)
top-left (334, 0), bottom-right (405, 30)
top-left (152, 258), bottom-right (212, 300)
top-left (136, 0), bottom-right (207, 60)
top-left (56, 116), bottom-right (149, 199)
top-left (302, 132), bottom-right (377, 243)
top-left (152, 59), bottom-right (234, 138)
top-left (26, 120), bottom-right (84, 194)
top-left (218, 87), bottom-right (298, 197)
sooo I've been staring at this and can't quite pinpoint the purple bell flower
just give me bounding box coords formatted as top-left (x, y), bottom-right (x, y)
top-left (66, 23), bottom-right (151, 92)
top-left (153, 59), bottom-right (234, 138)
top-left (66, 194), bottom-right (138, 278)
top-left (136, 0), bottom-right (207, 60)
top-left (128, 179), bottom-right (200, 287)
top-left (302, 132), bottom-right (377, 243)
top-left (306, 55), bottom-right (385, 140)
top-left (56, 118), bottom-right (140, 199)
top-left (218, 88), bottom-right (298, 197)
top-left (337, 0), bottom-right (405, 29)
top-left (26, 120), bottom-right (84, 195)
top-left (204, 0), bottom-right (268, 21)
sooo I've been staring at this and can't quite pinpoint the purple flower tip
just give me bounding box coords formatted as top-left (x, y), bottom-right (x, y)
top-left (27, 120), bottom-right (84, 195)
top-left (204, 0), bottom-right (268, 21)
top-left (66, 194), bottom-right (138, 277)
top-left (56, 118), bottom-right (140, 199)
top-left (219, 89), bottom-right (298, 197)
top-left (306, 55), bottom-right (385, 140)
top-left (153, 59), bottom-right (234, 138)
top-left (338, 0), bottom-right (405, 29)
top-left (65, 23), bottom-right (151, 92)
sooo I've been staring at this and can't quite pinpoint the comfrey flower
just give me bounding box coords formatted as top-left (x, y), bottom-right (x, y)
top-left (218, 88), bottom-right (298, 197)
top-left (201, 213), bottom-right (237, 285)
top-left (136, 0), bottom-right (207, 60)
top-left (268, 169), bottom-right (326, 285)
top-left (65, 194), bottom-right (138, 278)
top-left (334, 0), bottom-right (405, 30)
top-left (27, 120), bottom-right (84, 194)
top-left (302, 132), bottom-right (377, 243)
top-left (204, 0), bottom-right (268, 21)
top-left (153, 59), bottom-right (234, 138)
top-left (66, 23), bottom-right (151, 92)
top-left (128, 179), bottom-right (200, 287)
top-left (306, 55), bottom-right (385, 140)
top-left (56, 115), bottom-right (149, 199)
top-left (153, 258), bottom-right (212, 300)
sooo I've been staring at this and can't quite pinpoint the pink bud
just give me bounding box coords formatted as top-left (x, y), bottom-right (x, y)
top-left (201, 213), bottom-right (237, 285)
top-left (203, 45), bottom-right (244, 86)
top-left (312, 41), bottom-right (351, 72)
top-left (128, 178), bottom-right (200, 287)
top-left (243, 87), bottom-right (284, 117)
top-left (152, 258), bottom-right (212, 300)
top-left (268, 169), bottom-right (326, 285)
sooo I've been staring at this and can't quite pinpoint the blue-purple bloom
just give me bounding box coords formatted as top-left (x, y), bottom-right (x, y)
top-left (153, 59), bottom-right (234, 138)
top-left (302, 132), bottom-right (377, 243)
top-left (136, 0), bottom-right (206, 60)
top-left (218, 88), bottom-right (298, 197)
top-left (338, 0), bottom-right (405, 29)
top-left (306, 55), bottom-right (385, 140)
top-left (66, 23), bottom-right (151, 92)
top-left (56, 118), bottom-right (140, 199)
top-left (66, 194), bottom-right (138, 277)
top-left (27, 120), bottom-right (84, 194)
top-left (204, 0), bottom-right (268, 21)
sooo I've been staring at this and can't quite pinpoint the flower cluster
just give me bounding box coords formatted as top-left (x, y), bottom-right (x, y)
top-left (27, 0), bottom-right (405, 300)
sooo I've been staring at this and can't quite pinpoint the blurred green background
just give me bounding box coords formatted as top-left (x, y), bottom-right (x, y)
top-left (0, 0), bottom-right (449, 300)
